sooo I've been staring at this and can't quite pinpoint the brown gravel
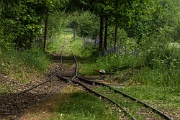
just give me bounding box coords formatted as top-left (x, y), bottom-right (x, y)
top-left (0, 51), bottom-right (78, 120)
top-left (0, 62), bottom-right (64, 119)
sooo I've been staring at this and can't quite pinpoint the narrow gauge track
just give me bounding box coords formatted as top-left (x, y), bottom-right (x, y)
top-left (56, 40), bottom-right (172, 120)
top-left (48, 38), bottom-right (173, 120)
top-left (0, 44), bottom-right (70, 120)
top-left (75, 77), bottom-right (173, 120)
top-left (58, 43), bottom-right (78, 80)
top-left (58, 75), bottom-right (173, 120)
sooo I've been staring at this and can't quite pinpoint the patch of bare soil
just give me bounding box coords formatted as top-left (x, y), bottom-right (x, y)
top-left (0, 62), bottom-right (63, 120)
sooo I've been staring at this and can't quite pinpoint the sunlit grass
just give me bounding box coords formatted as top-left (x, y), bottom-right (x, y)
top-left (119, 85), bottom-right (180, 116)
top-left (21, 85), bottom-right (120, 120)
top-left (47, 35), bottom-right (65, 54)
top-left (51, 91), bottom-right (119, 120)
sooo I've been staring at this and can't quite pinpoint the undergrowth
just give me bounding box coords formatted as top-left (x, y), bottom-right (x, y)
top-left (46, 29), bottom-right (180, 87)
top-left (72, 36), bottom-right (180, 87)
top-left (0, 48), bottom-right (50, 82)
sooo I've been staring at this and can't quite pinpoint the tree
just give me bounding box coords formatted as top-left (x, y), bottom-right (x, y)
top-left (0, 0), bottom-right (69, 50)
top-left (76, 11), bottom-right (99, 39)
top-left (1, 0), bottom-right (41, 49)
top-left (27, 0), bottom-right (69, 50)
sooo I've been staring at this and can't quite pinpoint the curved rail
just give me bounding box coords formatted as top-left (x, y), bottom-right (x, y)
top-left (76, 76), bottom-right (173, 120)
top-left (70, 45), bottom-right (78, 79)
top-left (56, 35), bottom-right (172, 120)
top-left (57, 76), bottom-right (136, 120)
top-left (0, 42), bottom-right (69, 120)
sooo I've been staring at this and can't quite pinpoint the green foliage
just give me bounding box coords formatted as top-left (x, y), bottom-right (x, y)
top-left (158, 0), bottom-right (180, 42)
top-left (172, 23), bottom-right (180, 41)
top-left (0, 0), bottom-right (69, 50)
top-left (140, 33), bottom-right (180, 70)
top-left (48, 12), bottom-right (69, 38)
top-left (144, 45), bottom-right (180, 70)
top-left (1, 1), bottom-right (41, 49)
top-left (76, 11), bottom-right (99, 39)
top-left (19, 49), bottom-right (50, 71)
top-left (120, 0), bottom-right (162, 40)
top-left (47, 33), bottom-right (67, 54)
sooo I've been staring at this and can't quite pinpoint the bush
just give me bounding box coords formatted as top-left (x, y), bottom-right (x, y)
top-left (144, 42), bottom-right (180, 70)
top-left (76, 11), bottom-right (99, 39)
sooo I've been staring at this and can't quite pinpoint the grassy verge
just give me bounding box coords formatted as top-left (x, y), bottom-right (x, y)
top-left (118, 85), bottom-right (180, 118)
top-left (0, 48), bottom-right (50, 83)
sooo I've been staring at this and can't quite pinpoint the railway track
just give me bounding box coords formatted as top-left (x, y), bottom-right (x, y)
top-left (0, 74), bottom-right (69, 120)
top-left (58, 75), bottom-right (173, 120)
top-left (58, 44), bottom-right (78, 80)
top-left (0, 41), bottom-right (72, 120)
top-left (56, 38), bottom-right (173, 120)
top-left (0, 36), bottom-right (174, 120)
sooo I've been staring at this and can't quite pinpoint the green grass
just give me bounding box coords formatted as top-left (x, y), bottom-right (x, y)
top-left (120, 86), bottom-right (180, 102)
top-left (0, 49), bottom-right (50, 72)
top-left (46, 30), bottom-right (180, 87)
top-left (132, 67), bottom-right (180, 87)
top-left (50, 91), bottom-right (119, 120)
top-left (119, 85), bottom-right (180, 115)
top-left (92, 85), bottom-right (164, 120)
top-left (46, 31), bottom-right (179, 119)
top-left (47, 35), bottom-right (65, 54)
top-left (0, 48), bottom-right (50, 82)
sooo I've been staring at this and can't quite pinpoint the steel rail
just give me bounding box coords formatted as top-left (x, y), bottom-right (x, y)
top-left (0, 43), bottom-right (66, 106)
top-left (58, 39), bottom-right (78, 81)
top-left (57, 76), bottom-right (136, 120)
top-left (14, 42), bottom-right (69, 120)
top-left (72, 79), bottom-right (136, 120)
top-left (70, 45), bottom-right (78, 77)
top-left (77, 76), bottom-right (173, 120)
top-left (57, 39), bottom-right (136, 119)
top-left (57, 37), bottom-right (172, 120)
top-left (0, 69), bottom-right (59, 106)
top-left (0, 41), bottom-right (68, 120)
top-left (15, 80), bottom-right (71, 120)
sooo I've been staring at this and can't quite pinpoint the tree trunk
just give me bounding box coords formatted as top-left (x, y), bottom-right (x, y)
top-left (99, 14), bottom-right (104, 52)
top-left (114, 0), bottom-right (118, 53)
top-left (43, 14), bottom-right (48, 50)
top-left (104, 16), bottom-right (108, 50)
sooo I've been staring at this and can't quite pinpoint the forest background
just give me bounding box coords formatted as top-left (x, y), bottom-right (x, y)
top-left (0, 0), bottom-right (179, 87)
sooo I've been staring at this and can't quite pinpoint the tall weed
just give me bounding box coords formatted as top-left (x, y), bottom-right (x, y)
top-left (137, 36), bottom-right (180, 86)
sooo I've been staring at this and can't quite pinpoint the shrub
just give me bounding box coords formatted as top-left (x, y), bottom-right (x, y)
top-left (76, 11), bottom-right (99, 39)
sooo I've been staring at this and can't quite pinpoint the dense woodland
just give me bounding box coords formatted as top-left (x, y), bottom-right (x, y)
top-left (0, 0), bottom-right (179, 50)
top-left (0, 1), bottom-right (180, 119)
top-left (0, 0), bottom-right (179, 86)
